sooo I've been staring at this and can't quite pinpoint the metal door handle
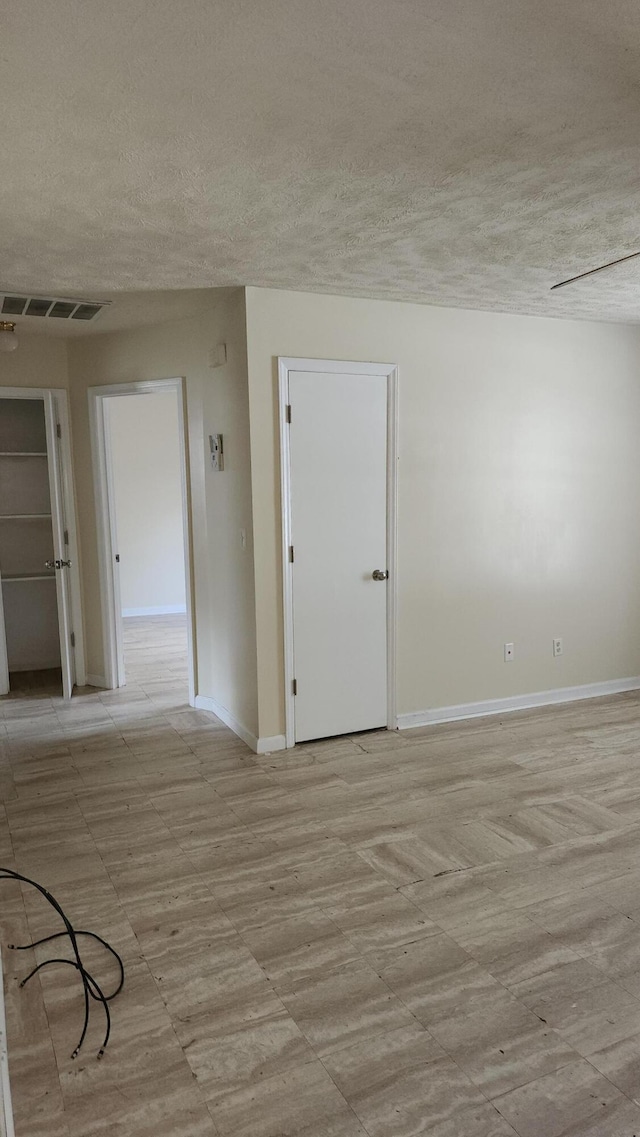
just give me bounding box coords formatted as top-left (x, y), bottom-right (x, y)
top-left (372, 569), bottom-right (388, 581)
top-left (44, 559), bottom-right (72, 570)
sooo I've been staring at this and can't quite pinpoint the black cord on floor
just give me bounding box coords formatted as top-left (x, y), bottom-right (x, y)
top-left (0, 868), bottom-right (125, 1058)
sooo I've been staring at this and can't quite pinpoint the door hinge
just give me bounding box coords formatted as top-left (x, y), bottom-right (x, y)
top-left (56, 423), bottom-right (62, 439)
top-left (285, 404), bottom-right (292, 424)
top-left (292, 678), bottom-right (297, 696)
top-left (289, 545), bottom-right (294, 563)
top-left (63, 529), bottom-right (69, 545)
top-left (115, 553), bottom-right (120, 563)
top-left (70, 632), bottom-right (76, 648)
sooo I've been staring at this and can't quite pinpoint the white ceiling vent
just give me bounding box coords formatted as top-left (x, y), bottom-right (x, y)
top-left (0, 293), bottom-right (111, 322)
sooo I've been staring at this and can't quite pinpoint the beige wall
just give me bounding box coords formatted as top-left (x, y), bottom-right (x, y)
top-left (245, 286), bottom-right (640, 737)
top-left (107, 391), bottom-right (186, 614)
top-left (67, 291), bottom-right (258, 735)
top-left (0, 334), bottom-right (68, 390)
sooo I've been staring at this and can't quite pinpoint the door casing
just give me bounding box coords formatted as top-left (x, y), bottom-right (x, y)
top-left (278, 357), bottom-right (398, 748)
top-left (88, 378), bottom-right (196, 704)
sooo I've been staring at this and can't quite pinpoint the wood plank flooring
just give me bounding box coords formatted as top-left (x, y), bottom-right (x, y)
top-left (3, 618), bottom-right (640, 1133)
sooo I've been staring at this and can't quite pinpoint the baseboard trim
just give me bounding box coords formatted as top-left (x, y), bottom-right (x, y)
top-left (85, 674), bottom-right (107, 689)
top-left (194, 695), bottom-right (286, 754)
top-left (256, 734), bottom-right (288, 755)
top-left (122, 605), bottom-right (187, 617)
top-left (10, 660), bottom-right (61, 673)
top-left (0, 949), bottom-right (15, 1137)
top-left (397, 676), bottom-right (640, 731)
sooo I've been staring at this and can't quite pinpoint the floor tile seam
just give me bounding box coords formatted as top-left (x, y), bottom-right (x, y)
top-left (315, 987), bottom-right (523, 1127)
top-left (351, 846), bottom-right (489, 890)
top-left (141, 992), bottom-right (220, 1121)
top-left (362, 940), bottom-right (588, 1102)
top-left (229, 893), bottom-right (370, 980)
top-left (577, 1048), bottom-right (640, 1108)
top-left (204, 1053), bottom-right (351, 1133)
top-left (568, 944), bottom-right (640, 989)
top-left (278, 948), bottom-right (436, 1062)
top-left (221, 891), bottom-right (347, 945)
top-left (5, 926), bottom-right (67, 1093)
top-left (154, 799), bottom-right (257, 852)
top-left (505, 912), bottom-right (640, 971)
top-left (456, 941), bottom-right (600, 1022)
top-left (314, 888), bottom-right (444, 948)
top-left (102, 788), bottom-right (186, 846)
top-left (311, 1050), bottom-right (386, 1137)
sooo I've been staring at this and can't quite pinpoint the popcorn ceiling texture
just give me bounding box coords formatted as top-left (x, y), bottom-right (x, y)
top-left (4, 0), bottom-right (640, 321)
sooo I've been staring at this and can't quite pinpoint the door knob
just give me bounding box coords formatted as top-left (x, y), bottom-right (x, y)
top-left (44, 559), bottom-right (72, 570)
top-left (372, 569), bottom-right (389, 581)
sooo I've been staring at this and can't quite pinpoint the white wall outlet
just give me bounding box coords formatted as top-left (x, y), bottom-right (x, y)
top-left (504, 642), bottom-right (515, 662)
top-left (553, 637), bottom-right (563, 657)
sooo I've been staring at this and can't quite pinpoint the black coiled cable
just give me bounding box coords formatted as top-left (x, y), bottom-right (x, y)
top-left (0, 868), bottom-right (124, 1058)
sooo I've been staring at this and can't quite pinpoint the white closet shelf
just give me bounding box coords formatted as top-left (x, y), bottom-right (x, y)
top-left (0, 514), bottom-right (52, 520)
top-left (0, 452), bottom-right (48, 457)
top-left (2, 574), bottom-right (55, 582)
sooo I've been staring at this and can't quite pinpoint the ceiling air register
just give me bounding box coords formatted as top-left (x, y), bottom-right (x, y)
top-left (0, 294), bottom-right (111, 321)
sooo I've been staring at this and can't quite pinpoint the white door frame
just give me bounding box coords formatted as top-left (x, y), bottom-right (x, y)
top-left (278, 357), bottom-right (398, 748)
top-left (0, 386), bottom-right (85, 693)
top-left (0, 944), bottom-right (15, 1137)
top-left (88, 378), bottom-right (196, 705)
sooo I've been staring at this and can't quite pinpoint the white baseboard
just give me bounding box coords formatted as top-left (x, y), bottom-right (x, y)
top-left (85, 673), bottom-right (107, 689)
top-left (122, 605), bottom-right (187, 617)
top-left (0, 949), bottom-right (15, 1137)
top-left (256, 734), bottom-right (288, 755)
top-left (194, 695), bottom-right (286, 754)
top-left (397, 676), bottom-right (640, 731)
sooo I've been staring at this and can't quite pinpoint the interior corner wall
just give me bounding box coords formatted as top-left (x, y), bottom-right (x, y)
top-left (245, 285), bottom-right (640, 740)
top-left (66, 291), bottom-right (258, 739)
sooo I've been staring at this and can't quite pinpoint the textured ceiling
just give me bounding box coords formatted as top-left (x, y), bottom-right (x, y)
top-left (4, 1), bottom-right (640, 322)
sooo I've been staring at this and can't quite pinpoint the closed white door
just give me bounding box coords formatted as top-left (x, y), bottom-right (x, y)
top-left (288, 369), bottom-right (389, 742)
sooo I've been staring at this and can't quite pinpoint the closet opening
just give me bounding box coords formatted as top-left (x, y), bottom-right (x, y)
top-left (0, 389), bottom-right (83, 700)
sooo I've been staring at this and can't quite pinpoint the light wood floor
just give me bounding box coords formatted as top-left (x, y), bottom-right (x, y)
top-left (3, 620), bottom-right (640, 1134)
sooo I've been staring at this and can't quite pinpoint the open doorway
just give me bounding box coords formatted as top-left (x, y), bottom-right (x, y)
top-left (89, 379), bottom-right (195, 702)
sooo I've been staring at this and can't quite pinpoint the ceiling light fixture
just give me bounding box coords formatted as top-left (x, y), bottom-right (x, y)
top-left (0, 321), bottom-right (18, 352)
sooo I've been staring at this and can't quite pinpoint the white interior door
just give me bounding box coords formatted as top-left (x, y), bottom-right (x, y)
top-left (288, 369), bottom-right (389, 742)
top-left (103, 402), bottom-right (125, 686)
top-left (0, 577), bottom-right (8, 696)
top-left (44, 394), bottom-right (75, 699)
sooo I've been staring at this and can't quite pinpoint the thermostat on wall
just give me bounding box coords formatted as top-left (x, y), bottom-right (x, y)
top-left (210, 433), bottom-right (224, 471)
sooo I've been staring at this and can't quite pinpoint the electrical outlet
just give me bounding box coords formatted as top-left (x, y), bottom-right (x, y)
top-left (553, 637), bottom-right (563, 657)
top-left (504, 642), bottom-right (515, 662)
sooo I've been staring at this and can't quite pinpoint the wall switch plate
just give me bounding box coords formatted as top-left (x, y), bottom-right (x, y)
top-left (209, 343), bottom-right (227, 368)
top-left (553, 637), bottom-right (563, 657)
top-left (209, 433), bottom-right (224, 471)
top-left (504, 642), bottom-right (515, 662)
